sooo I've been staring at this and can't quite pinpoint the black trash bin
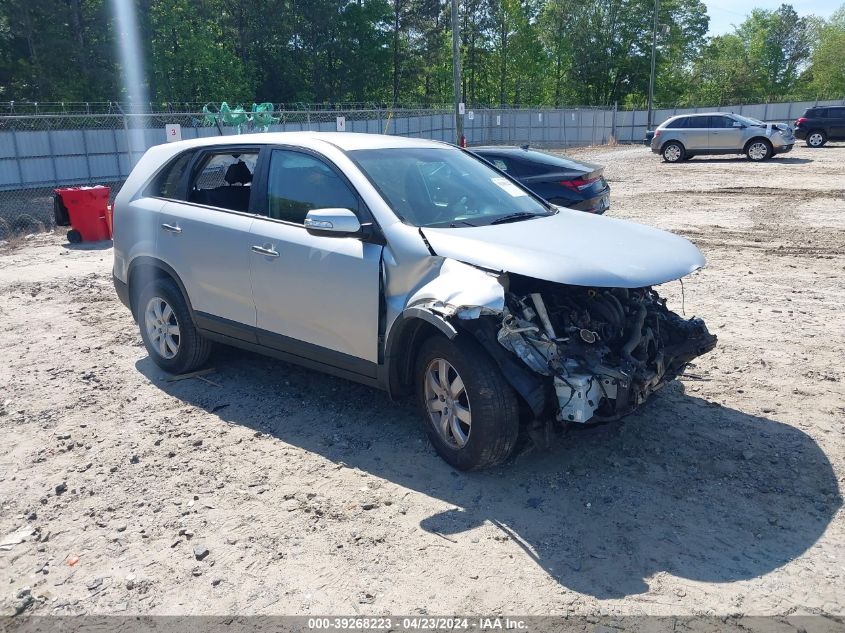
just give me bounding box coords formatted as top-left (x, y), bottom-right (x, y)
top-left (53, 192), bottom-right (71, 227)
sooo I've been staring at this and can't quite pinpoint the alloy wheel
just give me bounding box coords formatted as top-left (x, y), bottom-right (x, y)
top-left (144, 296), bottom-right (181, 360)
top-left (424, 358), bottom-right (472, 448)
top-left (808, 132), bottom-right (824, 147)
top-left (748, 142), bottom-right (769, 161)
top-left (663, 144), bottom-right (681, 162)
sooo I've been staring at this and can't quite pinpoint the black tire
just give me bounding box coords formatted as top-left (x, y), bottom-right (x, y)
top-left (661, 141), bottom-right (685, 163)
top-left (415, 335), bottom-right (520, 470)
top-left (136, 278), bottom-right (211, 374)
top-left (806, 130), bottom-right (827, 148)
top-left (746, 138), bottom-right (772, 161)
top-left (67, 229), bottom-right (82, 244)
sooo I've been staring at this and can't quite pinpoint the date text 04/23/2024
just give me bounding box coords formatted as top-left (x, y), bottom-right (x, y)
top-left (307, 617), bottom-right (528, 631)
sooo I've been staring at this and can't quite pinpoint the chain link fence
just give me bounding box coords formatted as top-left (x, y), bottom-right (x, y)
top-left (2, 98), bottom-right (843, 239)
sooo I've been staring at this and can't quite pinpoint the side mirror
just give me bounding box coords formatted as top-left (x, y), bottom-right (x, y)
top-left (304, 208), bottom-right (362, 237)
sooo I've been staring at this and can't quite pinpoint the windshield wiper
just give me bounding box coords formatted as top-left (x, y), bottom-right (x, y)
top-left (489, 212), bottom-right (542, 225)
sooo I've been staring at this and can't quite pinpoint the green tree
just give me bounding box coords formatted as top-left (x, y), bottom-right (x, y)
top-left (736, 4), bottom-right (811, 98)
top-left (804, 5), bottom-right (845, 97)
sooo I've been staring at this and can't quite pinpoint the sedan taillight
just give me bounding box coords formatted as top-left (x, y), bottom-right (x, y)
top-left (560, 176), bottom-right (600, 191)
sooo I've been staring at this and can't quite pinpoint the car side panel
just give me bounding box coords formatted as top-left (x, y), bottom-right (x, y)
top-left (249, 218), bottom-right (383, 364)
top-left (157, 201), bottom-right (257, 332)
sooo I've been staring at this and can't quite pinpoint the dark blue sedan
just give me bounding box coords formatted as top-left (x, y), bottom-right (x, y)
top-left (471, 146), bottom-right (611, 214)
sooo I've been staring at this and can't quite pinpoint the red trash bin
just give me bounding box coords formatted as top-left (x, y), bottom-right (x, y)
top-left (54, 186), bottom-right (112, 243)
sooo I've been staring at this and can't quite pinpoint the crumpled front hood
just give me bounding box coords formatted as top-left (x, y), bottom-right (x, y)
top-left (421, 208), bottom-right (706, 288)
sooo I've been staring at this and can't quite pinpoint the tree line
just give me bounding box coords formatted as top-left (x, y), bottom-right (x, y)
top-left (0, 0), bottom-right (843, 108)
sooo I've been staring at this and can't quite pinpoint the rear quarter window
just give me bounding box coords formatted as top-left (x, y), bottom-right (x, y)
top-left (665, 117), bottom-right (688, 129)
top-left (147, 152), bottom-right (193, 199)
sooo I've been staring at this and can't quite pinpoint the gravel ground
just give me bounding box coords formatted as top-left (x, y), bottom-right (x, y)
top-left (0, 143), bottom-right (843, 618)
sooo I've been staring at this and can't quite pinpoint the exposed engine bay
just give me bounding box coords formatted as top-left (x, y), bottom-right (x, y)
top-left (493, 277), bottom-right (717, 424)
top-left (408, 260), bottom-right (717, 426)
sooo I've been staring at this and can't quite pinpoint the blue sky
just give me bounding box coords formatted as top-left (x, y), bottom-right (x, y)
top-left (704, 0), bottom-right (842, 34)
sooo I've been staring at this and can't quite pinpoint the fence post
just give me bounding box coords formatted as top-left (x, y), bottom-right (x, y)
top-left (9, 123), bottom-right (25, 188)
top-left (80, 120), bottom-right (93, 183)
top-left (528, 109), bottom-right (532, 145)
top-left (612, 102), bottom-right (617, 141)
top-left (121, 114), bottom-right (134, 171)
top-left (45, 118), bottom-right (60, 187)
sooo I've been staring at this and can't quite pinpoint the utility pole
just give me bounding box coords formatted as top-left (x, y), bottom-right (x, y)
top-left (451, 0), bottom-right (463, 145)
top-left (647, 0), bottom-right (660, 130)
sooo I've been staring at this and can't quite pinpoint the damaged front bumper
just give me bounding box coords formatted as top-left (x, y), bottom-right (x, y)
top-left (406, 259), bottom-right (716, 426)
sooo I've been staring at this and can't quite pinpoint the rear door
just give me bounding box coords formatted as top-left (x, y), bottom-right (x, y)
top-left (156, 147), bottom-right (260, 336)
top-left (708, 115), bottom-right (744, 151)
top-left (678, 116), bottom-right (709, 151)
top-left (248, 147), bottom-right (382, 375)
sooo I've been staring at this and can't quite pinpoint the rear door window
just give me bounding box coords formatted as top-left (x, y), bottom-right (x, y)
top-left (187, 151), bottom-right (258, 213)
top-left (264, 150), bottom-right (359, 225)
top-left (708, 116), bottom-right (735, 128)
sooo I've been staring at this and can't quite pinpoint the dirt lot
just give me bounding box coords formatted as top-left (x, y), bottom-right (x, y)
top-left (1, 143), bottom-right (843, 618)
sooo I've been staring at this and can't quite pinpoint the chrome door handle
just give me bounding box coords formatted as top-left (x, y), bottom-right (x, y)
top-left (161, 223), bottom-right (182, 233)
top-left (251, 245), bottom-right (280, 258)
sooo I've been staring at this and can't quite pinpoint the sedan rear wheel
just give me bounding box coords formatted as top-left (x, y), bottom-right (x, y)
top-left (662, 142), bottom-right (684, 163)
top-left (807, 131), bottom-right (827, 148)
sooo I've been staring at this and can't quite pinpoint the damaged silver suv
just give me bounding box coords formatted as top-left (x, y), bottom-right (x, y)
top-left (113, 133), bottom-right (716, 470)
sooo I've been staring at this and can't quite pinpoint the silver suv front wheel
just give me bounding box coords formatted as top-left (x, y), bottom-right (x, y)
top-left (746, 140), bottom-right (772, 161)
top-left (415, 336), bottom-right (519, 470)
top-left (424, 358), bottom-right (472, 448)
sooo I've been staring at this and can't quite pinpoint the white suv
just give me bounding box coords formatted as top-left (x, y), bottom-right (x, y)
top-left (113, 132), bottom-right (716, 469)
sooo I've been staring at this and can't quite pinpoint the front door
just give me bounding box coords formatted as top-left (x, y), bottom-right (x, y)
top-left (248, 148), bottom-right (382, 376)
top-left (708, 115), bottom-right (744, 151)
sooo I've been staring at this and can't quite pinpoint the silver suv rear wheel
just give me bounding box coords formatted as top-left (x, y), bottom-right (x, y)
top-left (136, 278), bottom-right (211, 374)
top-left (662, 142), bottom-right (684, 163)
top-left (144, 297), bottom-right (181, 360)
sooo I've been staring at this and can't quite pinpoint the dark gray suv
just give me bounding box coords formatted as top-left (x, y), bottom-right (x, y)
top-left (651, 112), bottom-right (795, 163)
